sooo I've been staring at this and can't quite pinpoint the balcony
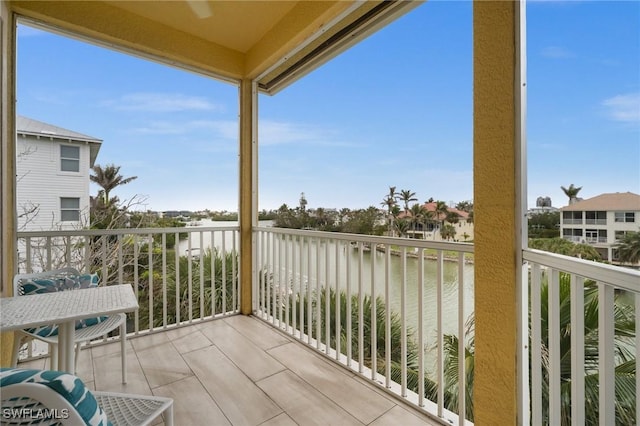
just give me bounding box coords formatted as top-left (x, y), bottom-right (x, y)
top-left (14, 225), bottom-right (640, 425)
top-left (17, 315), bottom-right (440, 426)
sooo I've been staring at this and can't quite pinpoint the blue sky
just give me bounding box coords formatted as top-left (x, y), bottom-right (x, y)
top-left (16, 1), bottom-right (639, 212)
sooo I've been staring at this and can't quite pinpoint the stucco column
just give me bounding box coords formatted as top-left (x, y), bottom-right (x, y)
top-left (239, 79), bottom-right (256, 315)
top-left (473, 1), bottom-right (523, 424)
top-left (1, 1), bottom-right (17, 365)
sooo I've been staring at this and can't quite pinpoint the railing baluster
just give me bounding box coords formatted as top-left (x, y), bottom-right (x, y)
top-left (370, 243), bottom-right (376, 379)
top-left (324, 239), bottom-right (330, 355)
top-left (221, 230), bottom-right (227, 317)
top-left (437, 250), bottom-right (444, 417)
top-left (148, 233), bottom-right (154, 331)
top-left (336, 239), bottom-right (341, 361)
top-left (285, 234), bottom-right (290, 333)
top-left (401, 246), bottom-right (407, 397)
top-left (307, 237), bottom-right (312, 344)
top-left (162, 233), bottom-right (167, 329)
top-left (316, 238), bottom-right (321, 350)
top-left (292, 235), bottom-right (298, 337)
top-left (187, 233), bottom-right (193, 322)
top-left (570, 275), bottom-right (584, 426)
top-left (530, 263), bottom-right (542, 426)
top-left (598, 281), bottom-right (615, 426)
top-left (385, 244), bottom-right (391, 388)
top-left (346, 240), bottom-right (352, 368)
top-left (457, 251), bottom-right (465, 425)
top-left (133, 235), bottom-right (140, 334)
top-left (199, 232), bottom-right (205, 319)
top-left (175, 232), bottom-right (181, 326)
top-left (358, 241), bottom-right (364, 372)
top-left (418, 248), bottom-right (425, 407)
top-left (549, 269), bottom-right (561, 426)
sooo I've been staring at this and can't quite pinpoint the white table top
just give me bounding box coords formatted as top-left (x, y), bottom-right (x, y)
top-left (0, 284), bottom-right (138, 331)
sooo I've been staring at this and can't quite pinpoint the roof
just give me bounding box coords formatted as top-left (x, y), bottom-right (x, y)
top-left (398, 202), bottom-right (470, 221)
top-left (560, 192), bottom-right (640, 212)
top-left (17, 115), bottom-right (102, 166)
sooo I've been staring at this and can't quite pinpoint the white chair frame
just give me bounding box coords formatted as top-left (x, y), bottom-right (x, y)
top-left (2, 382), bottom-right (173, 426)
top-left (11, 268), bottom-right (128, 383)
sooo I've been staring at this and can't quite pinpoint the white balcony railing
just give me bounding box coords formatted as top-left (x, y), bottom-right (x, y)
top-left (253, 226), bottom-right (474, 425)
top-left (523, 248), bottom-right (640, 426)
top-left (15, 225), bottom-right (638, 425)
top-left (16, 225), bottom-right (240, 357)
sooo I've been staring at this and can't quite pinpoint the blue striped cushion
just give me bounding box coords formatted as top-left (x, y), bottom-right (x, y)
top-left (19, 274), bottom-right (108, 338)
top-left (0, 368), bottom-right (111, 426)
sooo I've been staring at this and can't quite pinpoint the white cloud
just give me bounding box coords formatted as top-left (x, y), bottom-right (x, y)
top-left (104, 93), bottom-right (223, 112)
top-left (259, 120), bottom-right (357, 147)
top-left (602, 92), bottom-right (640, 123)
top-left (540, 46), bottom-right (575, 59)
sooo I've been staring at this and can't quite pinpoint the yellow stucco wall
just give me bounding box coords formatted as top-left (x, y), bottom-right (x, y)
top-left (1, 1), bottom-right (17, 367)
top-left (473, 1), bottom-right (519, 424)
top-left (239, 79), bottom-right (254, 315)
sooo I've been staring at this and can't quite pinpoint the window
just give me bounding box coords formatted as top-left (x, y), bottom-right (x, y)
top-left (585, 211), bottom-right (606, 225)
top-left (615, 230), bottom-right (630, 241)
top-left (615, 212), bottom-right (635, 223)
top-left (562, 228), bottom-right (582, 241)
top-left (585, 229), bottom-right (607, 243)
top-left (60, 197), bottom-right (80, 221)
top-left (562, 211), bottom-right (582, 224)
top-left (60, 145), bottom-right (80, 172)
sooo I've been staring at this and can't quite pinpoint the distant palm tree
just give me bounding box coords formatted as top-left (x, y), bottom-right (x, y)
top-left (91, 164), bottom-right (137, 204)
top-left (560, 184), bottom-right (582, 205)
top-left (434, 201), bottom-right (448, 239)
top-left (381, 187), bottom-right (399, 237)
top-left (615, 230), bottom-right (640, 264)
top-left (409, 203), bottom-right (430, 238)
top-left (399, 189), bottom-right (417, 213)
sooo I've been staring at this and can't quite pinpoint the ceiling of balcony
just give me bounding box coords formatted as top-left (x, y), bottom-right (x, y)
top-left (9, 0), bottom-right (420, 94)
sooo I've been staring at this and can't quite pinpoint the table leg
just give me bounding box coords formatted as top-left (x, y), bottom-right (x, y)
top-left (57, 322), bottom-right (75, 373)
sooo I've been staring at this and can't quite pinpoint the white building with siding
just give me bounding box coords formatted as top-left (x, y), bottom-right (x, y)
top-left (16, 116), bottom-right (102, 231)
top-left (559, 192), bottom-right (640, 262)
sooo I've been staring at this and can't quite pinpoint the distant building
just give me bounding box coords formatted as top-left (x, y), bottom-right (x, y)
top-left (527, 196), bottom-right (559, 217)
top-left (16, 116), bottom-right (102, 231)
top-left (402, 202), bottom-right (474, 242)
top-left (559, 192), bottom-right (640, 262)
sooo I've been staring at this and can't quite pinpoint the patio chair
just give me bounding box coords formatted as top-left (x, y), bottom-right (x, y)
top-left (11, 268), bottom-right (128, 383)
top-left (0, 368), bottom-right (173, 426)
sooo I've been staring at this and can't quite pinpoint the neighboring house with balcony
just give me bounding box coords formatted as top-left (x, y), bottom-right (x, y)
top-left (559, 192), bottom-right (640, 262)
top-left (16, 115), bottom-right (102, 231)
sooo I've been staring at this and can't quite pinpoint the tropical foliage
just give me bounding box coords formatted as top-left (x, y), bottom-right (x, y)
top-left (614, 229), bottom-right (640, 264)
top-left (528, 238), bottom-right (602, 261)
top-left (137, 248), bottom-right (238, 329)
top-left (560, 184), bottom-right (582, 205)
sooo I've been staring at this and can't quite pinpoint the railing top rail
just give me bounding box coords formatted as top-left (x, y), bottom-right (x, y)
top-left (253, 226), bottom-right (474, 253)
top-left (17, 226), bottom-right (240, 238)
top-left (523, 248), bottom-right (640, 293)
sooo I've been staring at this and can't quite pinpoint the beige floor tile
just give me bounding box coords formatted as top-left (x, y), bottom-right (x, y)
top-left (199, 320), bottom-right (285, 381)
top-left (369, 405), bottom-right (440, 426)
top-left (183, 345), bottom-right (282, 426)
top-left (268, 342), bottom-right (394, 424)
top-left (257, 370), bottom-right (363, 426)
top-left (223, 315), bottom-right (291, 350)
top-left (168, 329), bottom-right (213, 354)
top-left (92, 346), bottom-right (151, 395)
top-left (258, 413), bottom-right (298, 426)
top-left (153, 376), bottom-right (231, 426)
top-left (88, 339), bottom-right (133, 359)
top-left (132, 333), bottom-right (193, 388)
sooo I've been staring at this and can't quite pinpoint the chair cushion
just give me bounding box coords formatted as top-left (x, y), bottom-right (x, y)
top-left (0, 368), bottom-right (111, 426)
top-left (19, 274), bottom-right (108, 338)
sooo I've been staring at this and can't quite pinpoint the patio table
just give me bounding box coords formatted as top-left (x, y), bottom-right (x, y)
top-left (0, 284), bottom-right (138, 372)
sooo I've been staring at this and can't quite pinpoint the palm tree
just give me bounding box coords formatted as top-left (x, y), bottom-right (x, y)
top-left (615, 230), bottom-right (640, 264)
top-left (434, 200), bottom-right (448, 239)
top-left (560, 184), bottom-right (582, 205)
top-left (441, 273), bottom-right (636, 425)
top-left (398, 189), bottom-right (417, 213)
top-left (381, 187), bottom-right (398, 237)
top-left (91, 164), bottom-right (137, 204)
top-left (409, 203), bottom-right (427, 238)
